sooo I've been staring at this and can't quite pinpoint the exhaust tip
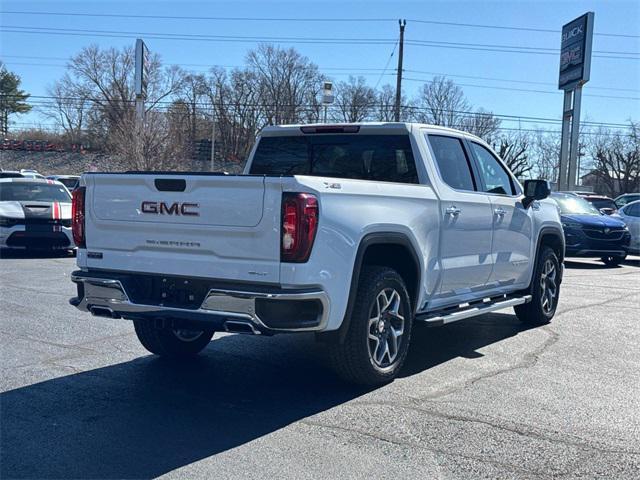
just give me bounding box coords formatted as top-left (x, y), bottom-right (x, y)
top-left (89, 306), bottom-right (119, 319)
top-left (223, 320), bottom-right (260, 335)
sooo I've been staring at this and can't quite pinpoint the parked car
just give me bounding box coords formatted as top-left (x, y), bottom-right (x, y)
top-left (0, 170), bottom-right (24, 179)
top-left (580, 194), bottom-right (618, 215)
top-left (550, 192), bottom-right (630, 266)
top-left (0, 178), bottom-right (75, 251)
top-left (614, 200), bottom-right (640, 255)
top-left (615, 193), bottom-right (640, 209)
top-left (69, 122), bottom-right (564, 385)
top-left (19, 169), bottom-right (46, 179)
top-left (46, 175), bottom-right (80, 191)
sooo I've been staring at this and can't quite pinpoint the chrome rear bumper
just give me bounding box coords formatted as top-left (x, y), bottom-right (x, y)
top-left (70, 272), bottom-right (329, 334)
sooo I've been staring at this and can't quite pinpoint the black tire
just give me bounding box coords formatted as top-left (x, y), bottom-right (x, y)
top-left (601, 254), bottom-right (626, 267)
top-left (133, 320), bottom-right (214, 357)
top-left (329, 266), bottom-right (413, 386)
top-left (514, 246), bottom-right (560, 326)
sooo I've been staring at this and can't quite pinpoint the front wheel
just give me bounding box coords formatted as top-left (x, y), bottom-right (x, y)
top-left (601, 254), bottom-right (626, 267)
top-left (514, 246), bottom-right (560, 326)
top-left (133, 320), bottom-right (214, 357)
top-left (329, 266), bottom-right (413, 386)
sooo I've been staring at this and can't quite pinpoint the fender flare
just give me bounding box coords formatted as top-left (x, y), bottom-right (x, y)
top-left (527, 226), bottom-right (565, 292)
top-left (331, 232), bottom-right (422, 344)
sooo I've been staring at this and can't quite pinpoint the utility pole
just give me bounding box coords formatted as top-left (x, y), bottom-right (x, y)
top-left (394, 19), bottom-right (406, 122)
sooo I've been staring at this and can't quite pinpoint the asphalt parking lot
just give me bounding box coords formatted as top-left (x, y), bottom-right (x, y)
top-left (1, 253), bottom-right (639, 479)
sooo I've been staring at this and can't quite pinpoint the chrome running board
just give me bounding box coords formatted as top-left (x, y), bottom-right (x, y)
top-left (416, 294), bottom-right (532, 327)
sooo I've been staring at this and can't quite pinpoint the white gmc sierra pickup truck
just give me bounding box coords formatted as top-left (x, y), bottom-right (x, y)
top-left (70, 123), bottom-right (564, 385)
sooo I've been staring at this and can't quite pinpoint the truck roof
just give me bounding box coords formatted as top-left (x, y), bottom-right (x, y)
top-left (260, 122), bottom-right (485, 143)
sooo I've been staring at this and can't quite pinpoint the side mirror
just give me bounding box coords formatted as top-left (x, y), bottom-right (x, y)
top-left (523, 180), bottom-right (551, 208)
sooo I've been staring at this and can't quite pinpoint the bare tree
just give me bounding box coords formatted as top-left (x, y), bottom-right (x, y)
top-left (494, 133), bottom-right (532, 178)
top-left (412, 76), bottom-right (470, 128)
top-left (203, 67), bottom-right (264, 166)
top-left (588, 122), bottom-right (640, 196)
top-left (247, 44), bottom-right (322, 125)
top-left (462, 108), bottom-right (501, 142)
top-left (332, 76), bottom-right (376, 122)
top-left (41, 76), bottom-right (89, 145)
top-left (110, 111), bottom-right (184, 171)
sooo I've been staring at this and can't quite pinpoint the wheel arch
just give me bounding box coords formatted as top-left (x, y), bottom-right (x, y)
top-left (532, 226), bottom-right (565, 289)
top-left (326, 232), bottom-right (422, 344)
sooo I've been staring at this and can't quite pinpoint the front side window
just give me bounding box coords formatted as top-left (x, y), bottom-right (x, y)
top-left (469, 142), bottom-right (515, 195)
top-left (250, 134), bottom-right (418, 184)
top-left (427, 135), bottom-right (475, 191)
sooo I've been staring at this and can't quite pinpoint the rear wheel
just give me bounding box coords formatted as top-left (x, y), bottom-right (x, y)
top-left (329, 266), bottom-right (413, 385)
top-left (514, 246), bottom-right (560, 326)
top-left (601, 254), bottom-right (626, 267)
top-left (133, 320), bottom-right (214, 357)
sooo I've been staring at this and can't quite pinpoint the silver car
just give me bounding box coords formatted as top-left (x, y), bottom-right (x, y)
top-left (615, 200), bottom-right (640, 255)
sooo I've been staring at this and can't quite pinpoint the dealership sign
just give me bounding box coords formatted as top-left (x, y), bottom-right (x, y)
top-left (558, 12), bottom-right (594, 90)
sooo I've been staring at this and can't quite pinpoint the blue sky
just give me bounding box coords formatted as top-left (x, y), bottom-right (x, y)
top-left (1, 0), bottom-right (639, 132)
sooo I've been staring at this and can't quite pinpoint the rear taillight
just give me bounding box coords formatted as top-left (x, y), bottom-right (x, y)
top-left (281, 193), bottom-right (318, 263)
top-left (72, 187), bottom-right (86, 248)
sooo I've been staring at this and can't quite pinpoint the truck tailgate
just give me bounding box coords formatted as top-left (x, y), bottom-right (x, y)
top-left (83, 174), bottom-right (283, 283)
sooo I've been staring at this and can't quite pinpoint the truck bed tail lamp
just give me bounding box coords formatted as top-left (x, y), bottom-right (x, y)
top-left (300, 126), bottom-right (360, 134)
top-left (281, 193), bottom-right (319, 263)
top-left (72, 186), bottom-right (86, 248)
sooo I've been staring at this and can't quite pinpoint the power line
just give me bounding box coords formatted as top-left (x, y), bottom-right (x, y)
top-left (4, 55), bottom-right (638, 94)
top-left (3, 26), bottom-right (639, 60)
top-left (3, 10), bottom-right (639, 38)
top-left (402, 77), bottom-right (640, 101)
top-left (1, 26), bottom-right (396, 45)
top-left (9, 94), bottom-right (635, 128)
top-left (403, 69), bottom-right (640, 93)
top-left (374, 42), bottom-right (398, 89)
top-left (405, 40), bottom-right (638, 60)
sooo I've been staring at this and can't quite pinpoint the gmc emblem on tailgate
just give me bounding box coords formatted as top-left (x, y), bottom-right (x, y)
top-left (141, 201), bottom-right (200, 216)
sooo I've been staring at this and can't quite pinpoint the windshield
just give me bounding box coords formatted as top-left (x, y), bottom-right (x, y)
top-left (0, 183), bottom-right (71, 202)
top-left (588, 198), bottom-right (617, 210)
top-left (552, 194), bottom-right (601, 215)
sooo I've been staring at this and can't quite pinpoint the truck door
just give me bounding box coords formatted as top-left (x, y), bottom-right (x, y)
top-left (426, 134), bottom-right (494, 302)
top-left (467, 141), bottom-right (533, 288)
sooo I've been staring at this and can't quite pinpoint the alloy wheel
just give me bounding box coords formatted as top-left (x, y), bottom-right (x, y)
top-left (540, 259), bottom-right (557, 315)
top-left (368, 288), bottom-right (405, 369)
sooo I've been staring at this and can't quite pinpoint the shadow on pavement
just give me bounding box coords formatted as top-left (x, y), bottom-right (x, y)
top-left (0, 312), bottom-right (530, 479)
top-left (0, 249), bottom-right (74, 260)
top-left (563, 259), bottom-right (616, 270)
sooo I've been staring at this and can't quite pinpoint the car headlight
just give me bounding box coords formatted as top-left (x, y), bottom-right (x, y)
top-left (562, 221), bottom-right (581, 229)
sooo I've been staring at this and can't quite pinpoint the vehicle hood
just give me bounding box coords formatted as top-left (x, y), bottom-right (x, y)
top-left (561, 213), bottom-right (626, 228)
top-left (0, 200), bottom-right (71, 220)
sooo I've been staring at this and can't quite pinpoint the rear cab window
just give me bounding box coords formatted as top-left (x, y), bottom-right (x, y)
top-left (249, 134), bottom-right (419, 184)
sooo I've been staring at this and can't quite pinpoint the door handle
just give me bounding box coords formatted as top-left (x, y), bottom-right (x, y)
top-left (494, 208), bottom-right (506, 217)
top-left (445, 206), bottom-right (461, 216)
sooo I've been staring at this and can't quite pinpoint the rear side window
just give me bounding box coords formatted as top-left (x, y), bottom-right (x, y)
top-left (624, 203), bottom-right (640, 217)
top-left (469, 142), bottom-right (515, 195)
top-left (250, 135), bottom-right (418, 184)
top-left (427, 135), bottom-right (475, 191)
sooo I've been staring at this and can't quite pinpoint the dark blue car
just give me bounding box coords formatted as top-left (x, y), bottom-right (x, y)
top-left (550, 193), bottom-right (631, 266)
